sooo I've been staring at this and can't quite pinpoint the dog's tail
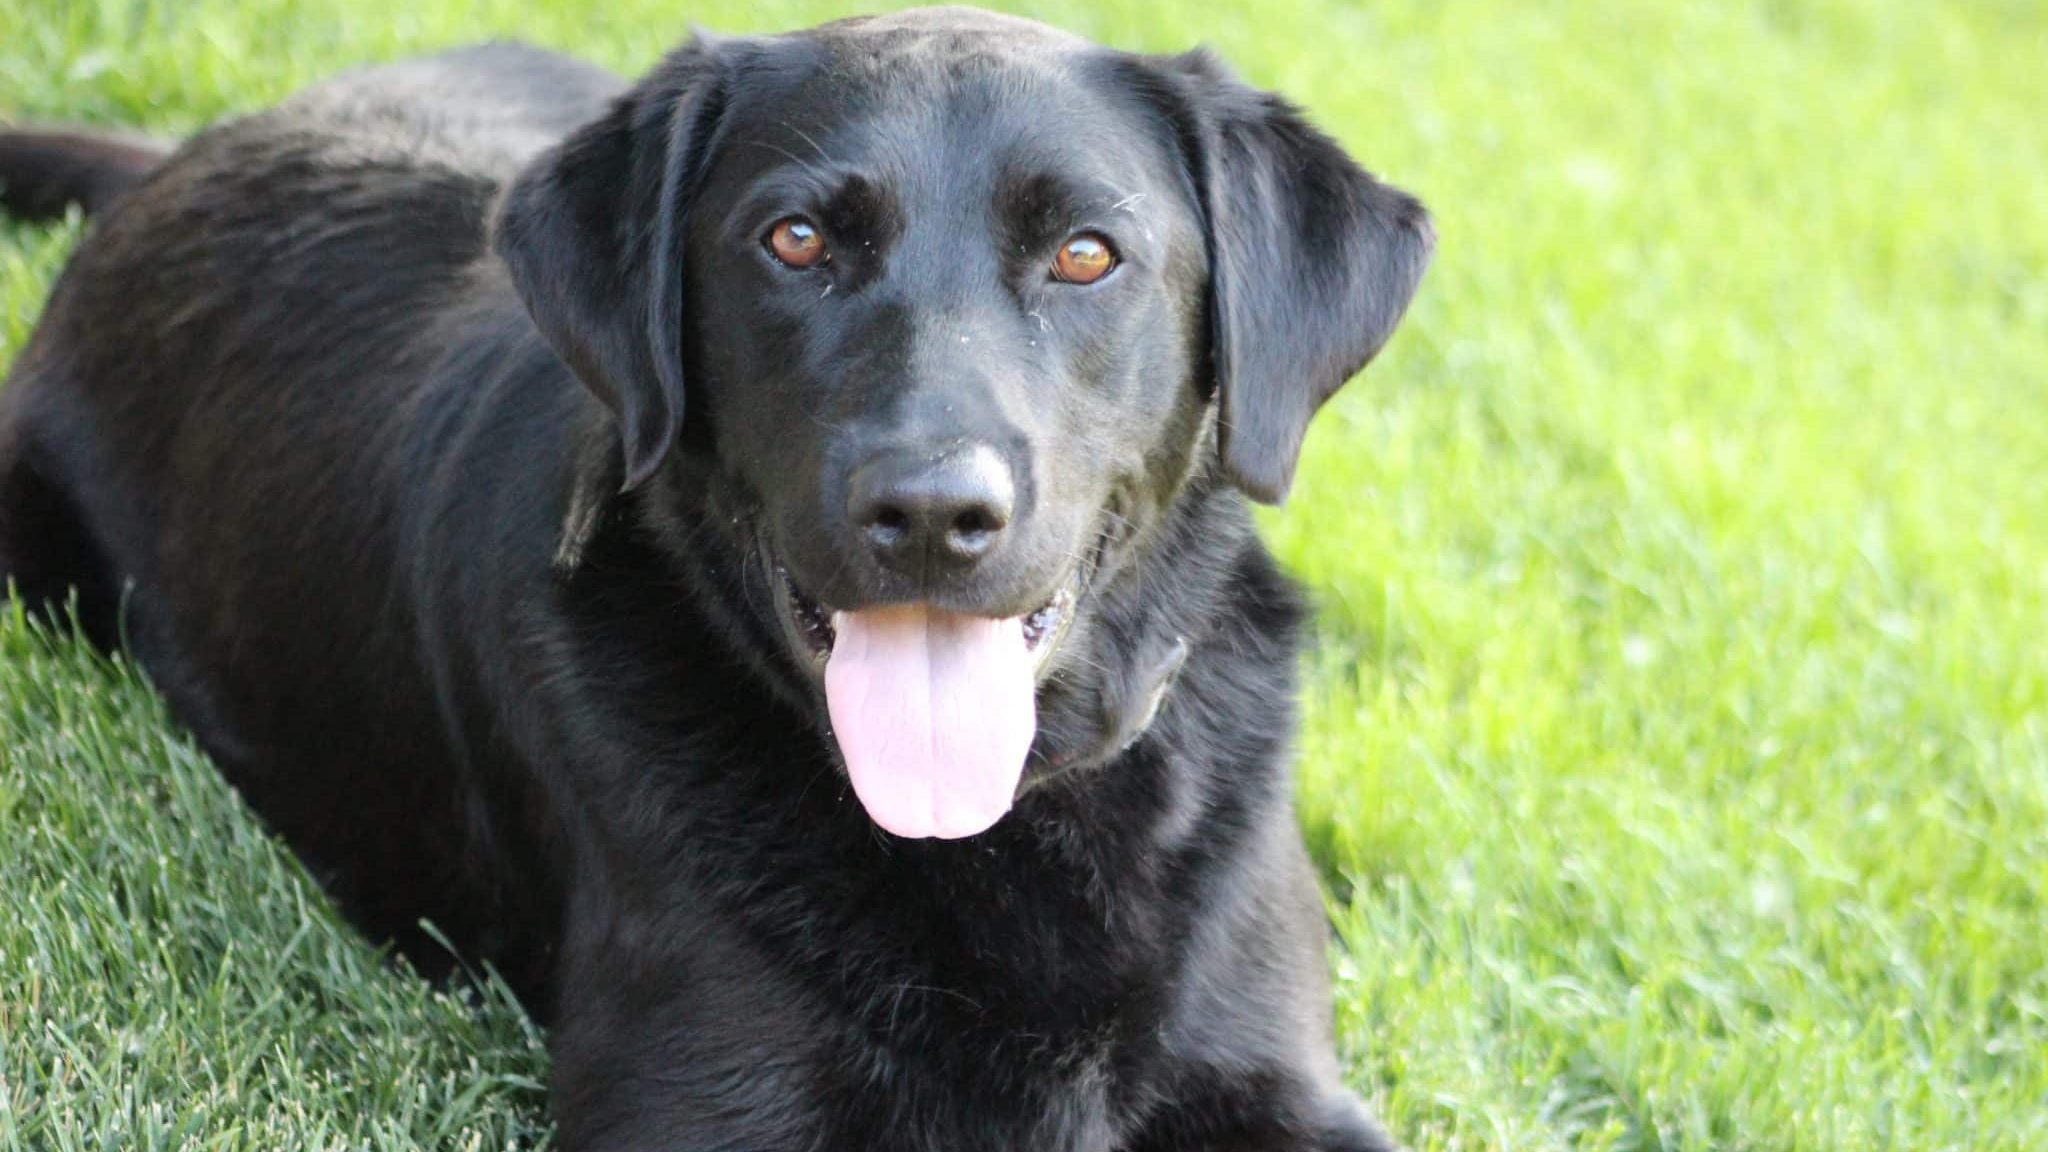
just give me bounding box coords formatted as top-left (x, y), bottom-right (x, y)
top-left (0, 128), bottom-right (171, 222)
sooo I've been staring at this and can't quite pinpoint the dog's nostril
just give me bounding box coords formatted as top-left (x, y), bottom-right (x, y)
top-left (945, 507), bottom-right (1004, 559)
top-left (873, 506), bottom-right (910, 535)
top-left (951, 508), bottom-right (996, 538)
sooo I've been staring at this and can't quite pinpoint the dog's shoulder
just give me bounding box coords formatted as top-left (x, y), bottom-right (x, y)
top-left (91, 42), bottom-right (625, 221)
top-left (271, 42), bottom-right (627, 176)
top-left (58, 43), bottom-right (632, 349)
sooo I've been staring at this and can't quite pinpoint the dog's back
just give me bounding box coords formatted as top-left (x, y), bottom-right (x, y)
top-left (0, 43), bottom-right (616, 220)
top-left (0, 43), bottom-right (621, 989)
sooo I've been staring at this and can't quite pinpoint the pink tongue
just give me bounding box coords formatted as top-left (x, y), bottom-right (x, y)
top-left (824, 604), bottom-right (1037, 840)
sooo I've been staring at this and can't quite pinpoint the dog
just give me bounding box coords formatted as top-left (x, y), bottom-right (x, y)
top-left (0, 8), bottom-right (1431, 1148)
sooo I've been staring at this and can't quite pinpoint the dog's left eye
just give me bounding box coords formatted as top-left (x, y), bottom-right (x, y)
top-left (765, 216), bottom-right (829, 269)
top-left (1051, 233), bottom-right (1117, 285)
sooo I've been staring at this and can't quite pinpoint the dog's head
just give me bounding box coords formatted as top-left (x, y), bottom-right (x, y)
top-left (496, 7), bottom-right (1431, 839)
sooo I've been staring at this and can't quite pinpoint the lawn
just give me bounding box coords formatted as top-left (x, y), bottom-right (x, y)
top-left (3, 0), bottom-right (2045, 1148)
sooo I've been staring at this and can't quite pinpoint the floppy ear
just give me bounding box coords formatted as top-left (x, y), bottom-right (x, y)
top-left (493, 40), bottom-right (730, 491)
top-left (1149, 50), bottom-right (1434, 504)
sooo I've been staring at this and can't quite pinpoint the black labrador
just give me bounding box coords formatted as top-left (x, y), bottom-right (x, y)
top-left (0, 8), bottom-right (1431, 1149)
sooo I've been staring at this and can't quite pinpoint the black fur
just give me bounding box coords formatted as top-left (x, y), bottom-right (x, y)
top-left (0, 128), bottom-right (168, 221)
top-left (0, 11), bottom-right (1430, 1150)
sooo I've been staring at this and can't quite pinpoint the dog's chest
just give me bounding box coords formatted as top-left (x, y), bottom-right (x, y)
top-left (797, 851), bottom-right (1182, 1149)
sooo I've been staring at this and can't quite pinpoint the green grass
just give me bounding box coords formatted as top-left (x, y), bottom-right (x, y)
top-left (4, 0), bottom-right (2044, 1148)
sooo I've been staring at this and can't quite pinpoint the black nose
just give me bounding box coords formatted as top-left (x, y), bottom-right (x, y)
top-left (847, 445), bottom-right (1015, 574)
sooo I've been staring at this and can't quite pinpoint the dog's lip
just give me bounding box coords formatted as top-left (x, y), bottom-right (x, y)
top-left (766, 555), bottom-right (1091, 684)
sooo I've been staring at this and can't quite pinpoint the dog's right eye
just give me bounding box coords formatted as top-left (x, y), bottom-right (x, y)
top-left (765, 217), bottom-right (829, 269)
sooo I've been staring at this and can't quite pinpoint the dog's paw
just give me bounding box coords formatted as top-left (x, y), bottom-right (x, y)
top-left (1312, 1094), bottom-right (1397, 1152)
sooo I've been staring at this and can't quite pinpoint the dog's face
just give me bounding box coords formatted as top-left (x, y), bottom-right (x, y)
top-left (497, 7), bottom-right (1431, 839)
top-left (687, 16), bottom-right (1210, 655)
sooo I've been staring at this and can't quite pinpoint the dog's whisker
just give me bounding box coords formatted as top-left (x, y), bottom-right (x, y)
top-left (739, 138), bottom-right (829, 182)
top-left (779, 119), bottom-right (837, 167)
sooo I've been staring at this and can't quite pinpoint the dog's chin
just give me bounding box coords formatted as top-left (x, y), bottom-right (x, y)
top-left (766, 554), bottom-right (1088, 688)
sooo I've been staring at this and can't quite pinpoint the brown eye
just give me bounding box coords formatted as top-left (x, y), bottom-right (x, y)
top-left (767, 217), bottom-right (828, 269)
top-left (1052, 233), bottom-right (1117, 284)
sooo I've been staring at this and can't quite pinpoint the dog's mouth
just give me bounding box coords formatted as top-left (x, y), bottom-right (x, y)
top-left (772, 568), bottom-right (1082, 676)
top-left (767, 552), bottom-right (1093, 842)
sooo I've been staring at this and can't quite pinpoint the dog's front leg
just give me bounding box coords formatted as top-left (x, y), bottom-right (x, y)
top-left (543, 896), bottom-right (833, 1152)
top-left (1126, 1085), bottom-right (1394, 1152)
